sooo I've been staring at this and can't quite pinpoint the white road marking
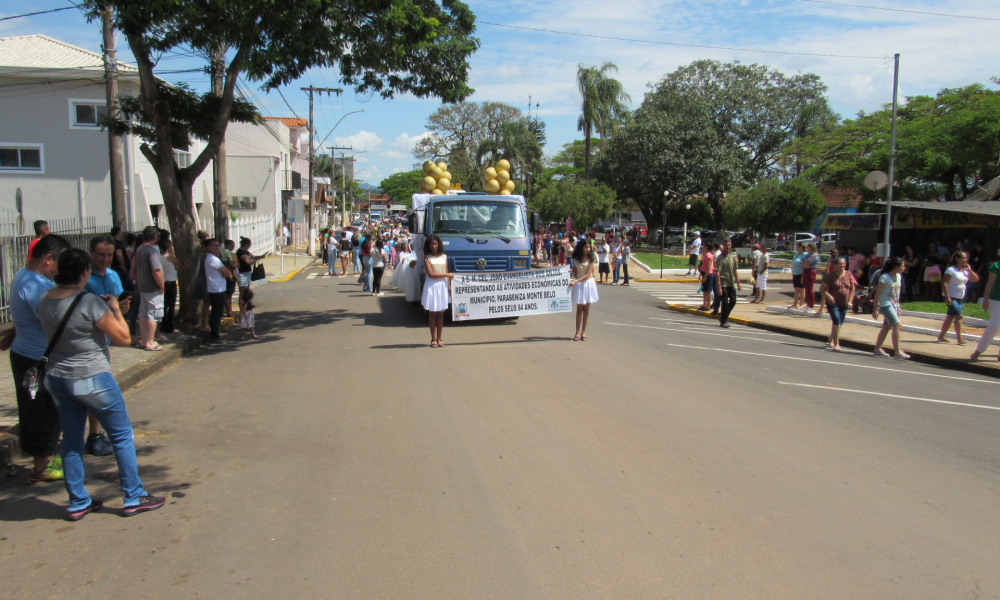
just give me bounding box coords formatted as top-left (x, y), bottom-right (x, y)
top-left (778, 382), bottom-right (1000, 412)
top-left (306, 273), bottom-right (318, 279)
top-left (649, 318), bottom-right (788, 335)
top-left (669, 343), bottom-right (1000, 386)
top-left (603, 322), bottom-right (816, 347)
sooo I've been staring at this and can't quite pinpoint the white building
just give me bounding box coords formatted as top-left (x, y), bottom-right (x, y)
top-left (0, 34), bottom-right (218, 230)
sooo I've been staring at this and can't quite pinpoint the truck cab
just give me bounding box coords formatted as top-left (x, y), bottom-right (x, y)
top-left (405, 192), bottom-right (540, 302)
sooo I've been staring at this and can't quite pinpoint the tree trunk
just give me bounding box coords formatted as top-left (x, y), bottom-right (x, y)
top-left (583, 125), bottom-right (592, 180)
top-left (154, 164), bottom-right (202, 323)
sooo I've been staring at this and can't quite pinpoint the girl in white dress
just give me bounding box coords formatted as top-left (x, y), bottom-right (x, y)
top-left (569, 239), bottom-right (599, 341)
top-left (422, 234), bottom-right (453, 348)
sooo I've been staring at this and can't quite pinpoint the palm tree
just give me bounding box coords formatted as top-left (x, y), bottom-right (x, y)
top-left (477, 121), bottom-right (544, 197)
top-left (577, 62), bottom-right (631, 179)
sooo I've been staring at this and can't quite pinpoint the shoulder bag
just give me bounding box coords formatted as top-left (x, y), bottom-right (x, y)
top-left (251, 263), bottom-right (266, 281)
top-left (23, 292), bottom-right (86, 399)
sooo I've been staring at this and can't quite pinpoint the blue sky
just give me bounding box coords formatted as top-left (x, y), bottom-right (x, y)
top-left (3, 1), bottom-right (998, 185)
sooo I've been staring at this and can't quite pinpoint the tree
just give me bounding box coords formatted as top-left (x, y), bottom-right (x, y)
top-left (577, 61), bottom-right (631, 179)
top-left (476, 121), bottom-right (543, 197)
top-left (533, 179), bottom-right (617, 230)
top-left (785, 81), bottom-right (1000, 202)
top-left (414, 101), bottom-right (523, 190)
top-left (597, 59), bottom-right (833, 229)
top-left (378, 169), bottom-right (426, 205)
top-left (87, 0), bottom-right (478, 320)
top-left (722, 177), bottom-right (827, 236)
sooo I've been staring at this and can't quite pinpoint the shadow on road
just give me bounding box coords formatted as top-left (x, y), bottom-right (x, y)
top-left (371, 336), bottom-right (568, 350)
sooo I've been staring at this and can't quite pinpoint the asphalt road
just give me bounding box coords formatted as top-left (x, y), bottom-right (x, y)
top-left (2, 266), bottom-right (999, 599)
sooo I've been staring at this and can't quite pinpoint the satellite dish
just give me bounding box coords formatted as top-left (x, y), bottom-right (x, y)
top-left (864, 171), bottom-right (888, 191)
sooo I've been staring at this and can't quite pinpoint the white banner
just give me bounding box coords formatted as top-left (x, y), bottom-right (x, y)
top-left (452, 266), bottom-right (573, 321)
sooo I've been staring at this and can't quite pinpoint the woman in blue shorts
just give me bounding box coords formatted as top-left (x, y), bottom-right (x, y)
top-left (872, 256), bottom-right (908, 360)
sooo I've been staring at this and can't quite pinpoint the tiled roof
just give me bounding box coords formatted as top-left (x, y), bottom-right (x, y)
top-left (822, 187), bottom-right (862, 208)
top-left (263, 116), bottom-right (308, 128)
top-left (0, 34), bottom-right (137, 75)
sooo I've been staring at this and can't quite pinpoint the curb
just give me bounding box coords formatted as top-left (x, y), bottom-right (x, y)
top-left (268, 258), bottom-right (318, 283)
top-left (665, 304), bottom-right (1000, 380)
top-left (635, 278), bottom-right (700, 283)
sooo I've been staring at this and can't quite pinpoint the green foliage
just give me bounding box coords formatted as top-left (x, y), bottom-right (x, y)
top-left (533, 179), bottom-right (617, 230)
top-left (785, 82), bottom-right (1000, 201)
top-left (577, 61), bottom-right (631, 178)
top-left (722, 177), bottom-right (826, 234)
top-left (664, 197), bottom-right (714, 229)
top-left (378, 169), bottom-right (426, 205)
top-left (598, 59), bottom-right (833, 229)
top-left (477, 120), bottom-right (543, 194)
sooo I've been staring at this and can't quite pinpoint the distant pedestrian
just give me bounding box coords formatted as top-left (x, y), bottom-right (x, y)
top-left (221, 239), bottom-right (237, 318)
top-left (337, 231), bottom-right (351, 276)
top-left (938, 251), bottom-right (978, 345)
top-left (750, 245), bottom-right (770, 303)
top-left (813, 249), bottom-right (839, 316)
top-left (371, 239), bottom-right (386, 296)
top-left (621, 239), bottom-right (631, 286)
top-left (158, 237), bottom-right (179, 334)
top-left (789, 243), bottom-right (807, 310)
top-left (201, 239), bottom-right (232, 343)
top-left (27, 219), bottom-right (50, 259)
top-left (1, 235), bottom-right (72, 485)
top-left (240, 289), bottom-right (257, 340)
top-left (872, 256), bottom-right (908, 360)
top-left (819, 257), bottom-right (855, 352)
top-left (612, 237), bottom-right (623, 284)
top-left (570, 239), bottom-right (598, 341)
top-left (327, 231), bottom-right (339, 275)
top-left (597, 239), bottom-right (610, 283)
top-left (698, 245), bottom-right (715, 312)
top-left (686, 231), bottom-right (702, 276)
top-left (902, 246), bottom-right (921, 302)
top-left (714, 237), bottom-right (741, 328)
top-left (422, 234), bottom-right (453, 348)
top-left (802, 242), bottom-right (820, 308)
top-left (971, 249), bottom-right (1000, 361)
top-left (38, 248), bottom-right (165, 520)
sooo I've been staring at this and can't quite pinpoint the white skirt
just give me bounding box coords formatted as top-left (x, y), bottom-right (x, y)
top-left (422, 277), bottom-right (450, 312)
top-left (572, 279), bottom-right (599, 305)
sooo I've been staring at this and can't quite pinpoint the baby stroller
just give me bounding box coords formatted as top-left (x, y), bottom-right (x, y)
top-left (851, 268), bottom-right (880, 314)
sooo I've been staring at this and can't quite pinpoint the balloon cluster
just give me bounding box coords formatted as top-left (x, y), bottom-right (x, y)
top-left (484, 159), bottom-right (516, 195)
top-left (420, 161), bottom-right (452, 195)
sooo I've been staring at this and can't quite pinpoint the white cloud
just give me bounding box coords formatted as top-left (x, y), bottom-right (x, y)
top-left (330, 130), bottom-right (383, 153)
top-left (379, 150), bottom-right (406, 159)
top-left (394, 132), bottom-right (434, 152)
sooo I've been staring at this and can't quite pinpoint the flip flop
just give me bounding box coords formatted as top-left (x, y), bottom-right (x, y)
top-left (572, 334), bottom-right (580, 341)
top-left (143, 345), bottom-right (163, 352)
top-left (581, 335), bottom-right (588, 341)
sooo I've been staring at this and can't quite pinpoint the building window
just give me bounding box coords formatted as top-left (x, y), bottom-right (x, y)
top-left (228, 196), bottom-right (257, 210)
top-left (173, 150), bottom-right (192, 168)
top-left (69, 99), bottom-right (108, 129)
top-left (0, 144), bottom-right (44, 173)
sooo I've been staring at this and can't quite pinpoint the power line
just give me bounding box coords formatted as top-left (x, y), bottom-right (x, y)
top-left (479, 21), bottom-right (884, 59)
top-left (0, 5), bottom-right (77, 22)
top-left (797, 0), bottom-right (1000, 22)
top-left (275, 86), bottom-right (302, 120)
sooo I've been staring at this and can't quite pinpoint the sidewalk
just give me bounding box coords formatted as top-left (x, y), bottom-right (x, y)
top-left (666, 297), bottom-right (1000, 378)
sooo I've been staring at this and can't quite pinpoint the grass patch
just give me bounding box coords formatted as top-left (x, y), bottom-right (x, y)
top-left (901, 301), bottom-right (989, 320)
top-left (633, 252), bottom-right (752, 271)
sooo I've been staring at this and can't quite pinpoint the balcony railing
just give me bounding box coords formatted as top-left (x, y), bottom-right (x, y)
top-left (283, 169), bottom-right (302, 191)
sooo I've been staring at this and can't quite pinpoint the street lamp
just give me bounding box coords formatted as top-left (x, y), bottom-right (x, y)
top-left (683, 203), bottom-right (691, 256)
top-left (661, 191), bottom-right (670, 277)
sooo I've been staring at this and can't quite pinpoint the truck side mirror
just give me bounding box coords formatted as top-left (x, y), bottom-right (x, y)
top-left (530, 211), bottom-right (541, 234)
top-left (408, 212), bottom-right (418, 234)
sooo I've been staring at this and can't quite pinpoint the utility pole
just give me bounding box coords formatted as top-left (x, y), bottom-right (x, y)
top-left (101, 4), bottom-right (127, 229)
top-left (211, 44), bottom-right (229, 241)
top-left (884, 53), bottom-right (900, 259)
top-left (325, 146), bottom-right (352, 227)
top-left (302, 86), bottom-right (343, 255)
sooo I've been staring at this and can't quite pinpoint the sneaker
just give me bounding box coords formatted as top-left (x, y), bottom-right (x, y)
top-left (872, 350), bottom-right (891, 359)
top-left (29, 461), bottom-right (64, 485)
top-left (86, 432), bottom-right (114, 457)
top-left (720, 322), bottom-right (731, 328)
top-left (122, 495), bottom-right (166, 517)
top-left (893, 352), bottom-right (911, 361)
top-left (66, 499), bottom-right (103, 522)
top-left (378, 292), bottom-right (385, 296)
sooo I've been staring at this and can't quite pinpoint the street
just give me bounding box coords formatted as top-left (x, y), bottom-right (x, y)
top-left (3, 267), bottom-right (1000, 599)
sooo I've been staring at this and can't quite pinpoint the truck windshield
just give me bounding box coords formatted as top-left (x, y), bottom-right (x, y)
top-left (430, 202), bottom-right (525, 238)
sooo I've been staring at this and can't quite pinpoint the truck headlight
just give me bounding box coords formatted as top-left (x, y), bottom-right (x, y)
top-left (513, 258), bottom-right (527, 269)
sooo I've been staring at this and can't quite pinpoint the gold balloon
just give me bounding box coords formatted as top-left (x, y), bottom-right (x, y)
top-left (431, 166), bottom-right (443, 179)
top-left (484, 167), bottom-right (498, 180)
top-left (504, 180), bottom-right (516, 192)
top-left (499, 190), bottom-right (511, 196)
top-left (421, 176), bottom-right (437, 191)
top-left (437, 161), bottom-right (448, 171)
top-left (496, 170), bottom-right (510, 186)
top-left (496, 159), bottom-right (511, 172)
top-left (423, 161), bottom-right (435, 175)
top-left (485, 179), bottom-right (501, 194)
top-left (431, 188), bottom-right (444, 195)
top-left (442, 171), bottom-right (452, 181)
top-left (437, 178), bottom-right (451, 190)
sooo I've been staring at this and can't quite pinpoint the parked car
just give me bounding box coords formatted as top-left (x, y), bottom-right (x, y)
top-left (820, 233), bottom-right (838, 252)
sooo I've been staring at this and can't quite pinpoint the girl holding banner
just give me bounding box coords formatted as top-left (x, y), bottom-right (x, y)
top-left (422, 234), bottom-right (454, 348)
top-left (570, 239), bottom-right (599, 341)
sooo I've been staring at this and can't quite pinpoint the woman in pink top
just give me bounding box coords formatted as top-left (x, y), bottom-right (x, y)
top-left (699, 245), bottom-right (715, 311)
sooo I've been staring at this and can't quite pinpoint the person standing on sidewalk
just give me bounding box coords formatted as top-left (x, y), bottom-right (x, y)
top-left (0, 235), bottom-right (71, 484)
top-left (714, 237), bottom-right (741, 328)
top-left (597, 238), bottom-right (610, 284)
top-left (819, 257), bottom-right (855, 352)
top-left (802, 242), bottom-right (820, 309)
top-left (686, 231), bottom-right (702, 276)
top-left (789, 242), bottom-right (807, 310)
top-left (621, 239), bottom-right (631, 286)
top-left (131, 226), bottom-right (165, 352)
top-left (27, 220), bottom-right (50, 259)
top-left (971, 249), bottom-right (1000, 360)
top-left (202, 239), bottom-right (232, 343)
top-left (698, 245), bottom-right (715, 312)
top-left (750, 245), bottom-right (770, 304)
top-left (612, 237), bottom-right (623, 285)
top-left (38, 248), bottom-right (165, 521)
top-left (872, 257), bottom-right (909, 360)
top-left (749, 244), bottom-right (762, 299)
top-left (158, 237), bottom-right (179, 334)
top-left (938, 251), bottom-right (978, 345)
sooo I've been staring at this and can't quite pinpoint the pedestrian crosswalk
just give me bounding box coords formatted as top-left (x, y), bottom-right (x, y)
top-left (630, 282), bottom-right (705, 306)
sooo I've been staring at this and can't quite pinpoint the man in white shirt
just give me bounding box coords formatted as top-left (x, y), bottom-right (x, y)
top-left (686, 231), bottom-right (702, 275)
top-left (203, 238), bottom-right (232, 342)
top-left (752, 245), bottom-right (770, 303)
top-left (597, 240), bottom-right (611, 284)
